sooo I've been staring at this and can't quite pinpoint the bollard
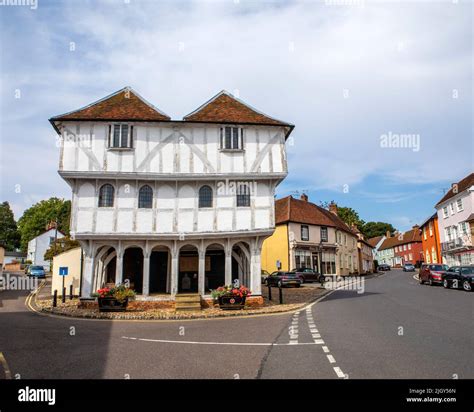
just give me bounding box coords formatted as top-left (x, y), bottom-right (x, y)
top-left (268, 284), bottom-right (272, 301)
top-left (279, 286), bottom-right (283, 304)
top-left (69, 284), bottom-right (73, 300)
top-left (53, 290), bottom-right (57, 307)
top-left (62, 287), bottom-right (66, 303)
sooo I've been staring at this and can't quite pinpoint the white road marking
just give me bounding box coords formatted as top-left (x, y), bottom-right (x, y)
top-left (305, 308), bottom-right (347, 379)
top-left (122, 336), bottom-right (323, 347)
top-left (334, 367), bottom-right (345, 378)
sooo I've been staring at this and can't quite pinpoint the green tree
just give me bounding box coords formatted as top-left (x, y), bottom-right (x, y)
top-left (362, 221), bottom-right (396, 239)
top-left (336, 206), bottom-right (366, 231)
top-left (17, 198), bottom-right (71, 251)
top-left (0, 201), bottom-right (21, 251)
top-left (319, 201), bottom-right (365, 231)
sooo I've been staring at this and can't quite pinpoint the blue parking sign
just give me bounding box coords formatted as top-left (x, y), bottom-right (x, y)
top-left (59, 267), bottom-right (68, 276)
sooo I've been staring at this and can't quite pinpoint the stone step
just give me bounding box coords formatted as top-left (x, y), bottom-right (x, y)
top-left (175, 294), bottom-right (201, 303)
top-left (175, 303), bottom-right (202, 312)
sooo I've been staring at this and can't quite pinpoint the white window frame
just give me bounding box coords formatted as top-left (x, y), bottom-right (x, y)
top-left (443, 206), bottom-right (448, 218)
top-left (220, 126), bottom-right (244, 151)
top-left (450, 202), bottom-right (455, 215)
top-left (429, 221), bottom-right (433, 236)
top-left (456, 198), bottom-right (463, 212)
top-left (109, 123), bottom-right (133, 149)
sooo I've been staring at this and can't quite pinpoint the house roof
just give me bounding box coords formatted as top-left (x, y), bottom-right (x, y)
top-left (419, 213), bottom-right (437, 229)
top-left (184, 90), bottom-right (294, 133)
top-left (463, 213), bottom-right (474, 222)
top-left (49, 87), bottom-right (171, 124)
top-left (367, 235), bottom-right (383, 247)
top-left (435, 172), bottom-right (474, 207)
top-left (275, 196), bottom-right (358, 236)
top-left (5, 251), bottom-right (26, 257)
top-left (378, 228), bottom-right (422, 250)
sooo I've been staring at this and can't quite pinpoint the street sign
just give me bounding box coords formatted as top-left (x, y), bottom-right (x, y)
top-left (59, 267), bottom-right (68, 276)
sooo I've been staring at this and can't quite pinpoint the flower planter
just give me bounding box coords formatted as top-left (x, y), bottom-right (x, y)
top-left (218, 295), bottom-right (246, 310)
top-left (98, 297), bottom-right (128, 312)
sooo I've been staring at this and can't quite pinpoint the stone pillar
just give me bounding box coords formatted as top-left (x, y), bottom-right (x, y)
top-left (170, 242), bottom-right (179, 295)
top-left (250, 244), bottom-right (262, 296)
top-left (198, 250), bottom-right (206, 295)
top-left (81, 251), bottom-right (95, 298)
top-left (115, 251), bottom-right (124, 285)
top-left (142, 251), bottom-right (150, 297)
top-left (225, 244), bottom-right (232, 286)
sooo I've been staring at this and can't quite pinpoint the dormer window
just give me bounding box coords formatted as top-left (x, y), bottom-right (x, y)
top-left (220, 126), bottom-right (243, 150)
top-left (109, 124), bottom-right (133, 149)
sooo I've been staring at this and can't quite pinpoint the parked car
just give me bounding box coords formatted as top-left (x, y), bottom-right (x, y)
top-left (419, 263), bottom-right (449, 286)
top-left (265, 271), bottom-right (302, 288)
top-left (442, 265), bottom-right (474, 291)
top-left (378, 264), bottom-right (391, 271)
top-left (27, 265), bottom-right (46, 278)
top-left (291, 268), bottom-right (324, 284)
top-left (402, 263), bottom-right (415, 272)
top-left (261, 270), bottom-right (271, 284)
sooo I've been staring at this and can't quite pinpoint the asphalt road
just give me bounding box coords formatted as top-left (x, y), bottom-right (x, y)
top-left (0, 269), bottom-right (472, 379)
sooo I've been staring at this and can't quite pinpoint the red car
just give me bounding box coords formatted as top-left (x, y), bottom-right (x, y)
top-left (419, 263), bottom-right (449, 286)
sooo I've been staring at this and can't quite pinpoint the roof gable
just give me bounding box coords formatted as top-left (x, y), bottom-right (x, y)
top-left (50, 87), bottom-right (171, 123)
top-left (275, 196), bottom-right (357, 236)
top-left (183, 90), bottom-right (293, 128)
top-left (436, 172), bottom-right (474, 207)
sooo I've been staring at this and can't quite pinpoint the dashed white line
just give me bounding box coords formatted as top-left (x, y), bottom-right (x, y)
top-left (334, 367), bottom-right (346, 378)
top-left (327, 354), bottom-right (336, 364)
top-left (322, 346), bottom-right (330, 353)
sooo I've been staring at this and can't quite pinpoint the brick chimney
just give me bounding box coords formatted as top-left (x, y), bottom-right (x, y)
top-left (386, 230), bottom-right (391, 238)
top-left (412, 224), bottom-right (419, 230)
top-left (329, 201), bottom-right (338, 215)
top-left (300, 193), bottom-right (308, 202)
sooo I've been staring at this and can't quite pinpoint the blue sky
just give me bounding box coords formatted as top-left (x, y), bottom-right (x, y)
top-left (0, 0), bottom-right (472, 232)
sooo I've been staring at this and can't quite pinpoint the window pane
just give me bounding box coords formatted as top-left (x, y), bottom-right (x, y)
top-left (99, 184), bottom-right (114, 207)
top-left (113, 125), bottom-right (120, 147)
top-left (121, 124), bottom-right (129, 147)
top-left (199, 186), bottom-right (213, 208)
top-left (225, 127), bottom-right (231, 149)
top-left (138, 185), bottom-right (153, 208)
top-left (236, 184), bottom-right (250, 207)
top-left (232, 127), bottom-right (239, 149)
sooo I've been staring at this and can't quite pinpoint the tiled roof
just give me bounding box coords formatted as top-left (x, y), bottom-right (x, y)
top-left (184, 91), bottom-right (293, 127)
top-left (50, 87), bottom-right (171, 122)
top-left (435, 172), bottom-right (474, 207)
top-left (275, 196), bottom-right (358, 236)
top-left (367, 235), bottom-right (383, 247)
top-left (378, 228), bottom-right (422, 250)
top-left (419, 213), bottom-right (437, 229)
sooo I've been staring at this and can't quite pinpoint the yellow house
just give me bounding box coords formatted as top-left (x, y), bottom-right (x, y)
top-left (262, 195), bottom-right (359, 275)
top-left (52, 247), bottom-right (82, 297)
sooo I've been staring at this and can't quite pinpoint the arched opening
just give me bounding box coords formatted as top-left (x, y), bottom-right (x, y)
top-left (232, 242), bottom-right (251, 287)
top-left (205, 243), bottom-right (225, 292)
top-left (178, 245), bottom-right (199, 294)
top-left (98, 184), bottom-right (114, 207)
top-left (123, 247), bottom-right (143, 294)
top-left (93, 246), bottom-right (117, 290)
top-left (198, 185), bottom-right (213, 208)
top-left (138, 184), bottom-right (153, 209)
top-left (150, 245), bottom-right (170, 294)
